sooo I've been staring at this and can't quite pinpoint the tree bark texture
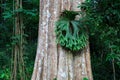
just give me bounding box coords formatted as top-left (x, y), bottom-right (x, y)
top-left (11, 0), bottom-right (26, 80)
top-left (31, 0), bottom-right (93, 80)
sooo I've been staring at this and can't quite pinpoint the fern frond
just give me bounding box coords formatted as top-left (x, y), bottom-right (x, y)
top-left (55, 10), bottom-right (88, 51)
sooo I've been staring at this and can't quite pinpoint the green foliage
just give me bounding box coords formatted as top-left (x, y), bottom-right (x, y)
top-left (2, 8), bottom-right (37, 20)
top-left (60, 10), bottom-right (78, 20)
top-left (81, 0), bottom-right (120, 62)
top-left (79, 0), bottom-right (120, 79)
top-left (53, 78), bottom-right (57, 80)
top-left (83, 77), bottom-right (89, 80)
top-left (0, 51), bottom-right (11, 80)
top-left (1, 0), bottom-right (120, 80)
top-left (0, 0), bottom-right (39, 80)
top-left (0, 68), bottom-right (10, 80)
top-left (55, 10), bottom-right (88, 51)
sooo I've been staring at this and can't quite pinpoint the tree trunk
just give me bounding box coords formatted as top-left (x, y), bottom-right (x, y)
top-left (31, 0), bottom-right (93, 80)
top-left (11, 0), bottom-right (26, 80)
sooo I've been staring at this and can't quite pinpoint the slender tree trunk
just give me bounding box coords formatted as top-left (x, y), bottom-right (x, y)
top-left (11, 0), bottom-right (26, 80)
top-left (32, 0), bottom-right (93, 80)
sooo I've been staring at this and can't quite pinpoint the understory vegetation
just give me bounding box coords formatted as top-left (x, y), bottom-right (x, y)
top-left (0, 0), bottom-right (120, 80)
top-left (0, 0), bottom-right (39, 80)
top-left (80, 0), bottom-right (120, 79)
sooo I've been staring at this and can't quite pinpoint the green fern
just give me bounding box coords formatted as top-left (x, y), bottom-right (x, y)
top-left (60, 10), bottom-right (78, 20)
top-left (83, 77), bottom-right (89, 80)
top-left (55, 10), bottom-right (88, 51)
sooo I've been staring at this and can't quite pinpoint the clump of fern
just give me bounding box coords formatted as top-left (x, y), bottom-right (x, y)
top-left (55, 10), bottom-right (88, 51)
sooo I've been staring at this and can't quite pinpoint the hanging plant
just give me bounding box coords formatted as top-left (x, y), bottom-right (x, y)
top-left (55, 10), bottom-right (88, 51)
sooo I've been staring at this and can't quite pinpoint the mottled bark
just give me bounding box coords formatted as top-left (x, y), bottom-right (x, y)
top-left (31, 0), bottom-right (93, 80)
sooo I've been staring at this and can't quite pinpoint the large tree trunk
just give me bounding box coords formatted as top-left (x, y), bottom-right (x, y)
top-left (31, 0), bottom-right (93, 80)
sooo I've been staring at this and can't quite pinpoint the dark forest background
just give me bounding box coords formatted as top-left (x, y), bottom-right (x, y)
top-left (0, 0), bottom-right (120, 80)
